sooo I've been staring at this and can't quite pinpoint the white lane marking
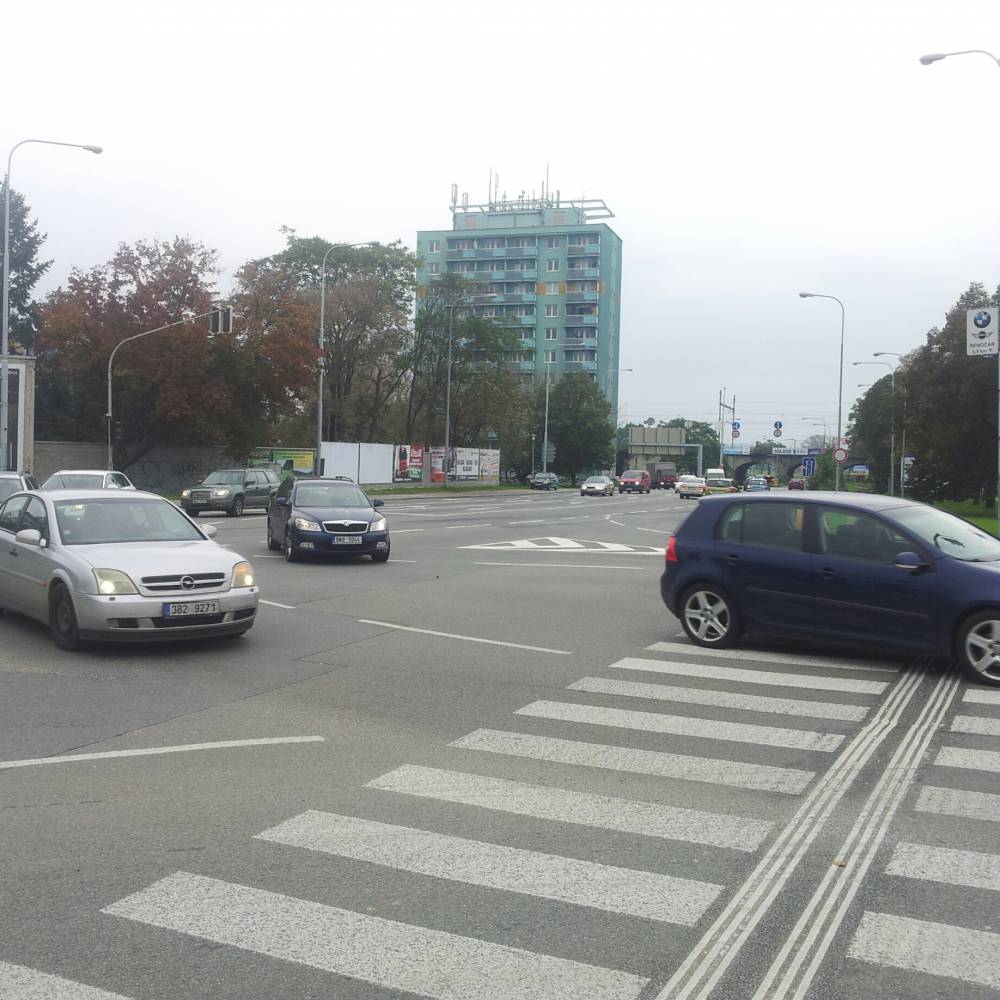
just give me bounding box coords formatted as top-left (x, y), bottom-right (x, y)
top-left (951, 714), bottom-right (1000, 737)
top-left (645, 642), bottom-right (898, 674)
top-left (258, 810), bottom-right (722, 925)
top-left (366, 764), bottom-right (771, 852)
top-left (915, 785), bottom-right (1000, 823)
top-left (570, 677), bottom-right (869, 722)
top-left (358, 619), bottom-right (571, 655)
top-left (473, 562), bottom-right (644, 571)
top-left (464, 536), bottom-right (661, 553)
top-left (610, 657), bottom-right (887, 695)
top-left (846, 912), bottom-right (1000, 992)
top-left (515, 700), bottom-right (845, 752)
top-left (260, 599), bottom-right (295, 610)
top-left (391, 528), bottom-right (425, 533)
top-left (653, 668), bottom-right (925, 1000)
top-left (0, 962), bottom-right (134, 999)
top-left (103, 872), bottom-right (649, 1000)
top-left (885, 841), bottom-right (1000, 893)
top-left (445, 523), bottom-right (493, 529)
top-left (934, 745), bottom-right (1000, 773)
top-left (451, 729), bottom-right (813, 795)
top-left (510, 519), bottom-right (546, 524)
top-left (964, 687), bottom-right (1000, 705)
top-left (748, 671), bottom-right (960, 1000)
top-left (390, 559), bottom-right (418, 563)
top-left (0, 736), bottom-right (324, 771)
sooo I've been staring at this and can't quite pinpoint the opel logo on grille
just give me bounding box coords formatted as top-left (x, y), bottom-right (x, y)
top-left (180, 575), bottom-right (195, 590)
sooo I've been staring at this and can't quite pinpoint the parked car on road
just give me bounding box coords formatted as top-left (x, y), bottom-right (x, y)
top-left (580, 475), bottom-right (615, 497)
top-left (43, 470), bottom-right (134, 491)
top-left (677, 475), bottom-right (707, 499)
top-left (0, 489), bottom-right (257, 649)
top-left (180, 468), bottom-right (280, 517)
top-left (661, 492), bottom-right (1000, 684)
top-left (529, 472), bottom-right (559, 491)
top-left (267, 477), bottom-right (390, 562)
top-left (0, 471), bottom-right (40, 500)
top-left (620, 469), bottom-right (651, 494)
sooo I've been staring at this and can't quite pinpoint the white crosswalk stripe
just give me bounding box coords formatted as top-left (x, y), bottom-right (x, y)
top-left (963, 687), bottom-right (1000, 705)
top-left (610, 657), bottom-right (888, 694)
top-left (645, 641), bottom-right (898, 673)
top-left (914, 785), bottom-right (1000, 823)
top-left (847, 911), bottom-right (1000, 992)
top-left (950, 713), bottom-right (1000, 737)
top-left (0, 962), bottom-right (134, 1000)
top-left (885, 841), bottom-right (1000, 893)
top-left (257, 810), bottom-right (722, 924)
top-left (366, 764), bottom-right (772, 851)
top-left (451, 729), bottom-right (814, 793)
top-left (515, 700), bottom-right (845, 752)
top-left (934, 745), bottom-right (1000, 773)
top-left (569, 676), bottom-right (869, 721)
top-left (103, 871), bottom-right (650, 1000)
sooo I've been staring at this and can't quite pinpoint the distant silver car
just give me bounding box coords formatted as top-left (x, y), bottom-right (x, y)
top-left (0, 471), bottom-right (41, 500)
top-left (43, 469), bottom-right (135, 491)
top-left (677, 475), bottom-right (708, 499)
top-left (580, 475), bottom-right (615, 496)
top-left (0, 490), bottom-right (258, 649)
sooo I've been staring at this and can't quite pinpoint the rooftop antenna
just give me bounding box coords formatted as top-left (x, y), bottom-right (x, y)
top-left (450, 183), bottom-right (458, 209)
top-left (462, 191), bottom-right (468, 209)
top-left (546, 162), bottom-right (550, 201)
top-left (488, 166), bottom-right (492, 206)
top-left (494, 173), bottom-right (499, 205)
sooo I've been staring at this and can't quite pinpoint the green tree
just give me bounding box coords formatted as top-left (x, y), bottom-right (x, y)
top-left (847, 375), bottom-right (895, 492)
top-left (547, 373), bottom-right (613, 483)
top-left (0, 184), bottom-right (51, 354)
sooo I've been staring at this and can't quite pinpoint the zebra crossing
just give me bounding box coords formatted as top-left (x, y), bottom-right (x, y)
top-left (840, 682), bottom-right (1000, 997)
top-left (7, 640), bottom-right (997, 1000)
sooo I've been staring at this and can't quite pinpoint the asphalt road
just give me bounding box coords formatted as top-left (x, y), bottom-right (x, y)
top-left (1, 488), bottom-right (998, 1000)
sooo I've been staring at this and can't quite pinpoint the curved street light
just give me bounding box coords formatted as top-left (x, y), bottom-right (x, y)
top-left (799, 292), bottom-right (846, 490)
top-left (2, 139), bottom-right (102, 471)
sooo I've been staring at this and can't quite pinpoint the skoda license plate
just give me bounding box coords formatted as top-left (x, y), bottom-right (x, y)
top-left (163, 601), bottom-right (219, 617)
top-left (333, 535), bottom-right (362, 545)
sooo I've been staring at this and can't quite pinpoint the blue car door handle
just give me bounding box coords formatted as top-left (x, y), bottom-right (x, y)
top-left (725, 554), bottom-right (740, 564)
top-left (818, 567), bottom-right (836, 579)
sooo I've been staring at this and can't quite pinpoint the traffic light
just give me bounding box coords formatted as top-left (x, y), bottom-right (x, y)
top-left (209, 304), bottom-right (233, 335)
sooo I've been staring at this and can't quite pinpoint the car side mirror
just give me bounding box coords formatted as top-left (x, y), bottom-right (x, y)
top-left (274, 496), bottom-right (288, 506)
top-left (201, 524), bottom-right (218, 539)
top-left (15, 528), bottom-right (42, 547)
top-left (894, 551), bottom-right (929, 573)
top-left (372, 498), bottom-right (385, 508)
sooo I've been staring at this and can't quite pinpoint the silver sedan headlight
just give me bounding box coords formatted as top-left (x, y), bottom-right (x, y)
top-left (231, 561), bottom-right (255, 588)
top-left (93, 569), bottom-right (139, 595)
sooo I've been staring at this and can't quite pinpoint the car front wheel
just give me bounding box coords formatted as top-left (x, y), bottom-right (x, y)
top-left (267, 521), bottom-right (281, 551)
top-left (957, 611), bottom-right (1000, 685)
top-left (49, 583), bottom-right (83, 651)
top-left (227, 496), bottom-right (244, 518)
top-left (283, 532), bottom-right (299, 562)
top-left (679, 585), bottom-right (741, 648)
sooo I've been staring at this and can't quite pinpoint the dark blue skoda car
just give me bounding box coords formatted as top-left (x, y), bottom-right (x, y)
top-left (661, 492), bottom-right (1000, 684)
top-left (266, 478), bottom-right (389, 563)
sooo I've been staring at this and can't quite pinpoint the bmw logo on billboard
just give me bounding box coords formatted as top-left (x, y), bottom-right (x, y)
top-left (973, 311), bottom-right (993, 336)
top-left (967, 307), bottom-right (999, 356)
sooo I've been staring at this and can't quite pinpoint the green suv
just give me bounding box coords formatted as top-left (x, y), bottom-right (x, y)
top-left (181, 468), bottom-right (281, 517)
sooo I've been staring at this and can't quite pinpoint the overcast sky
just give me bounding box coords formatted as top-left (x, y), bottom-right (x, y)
top-left (6, 0), bottom-right (1000, 447)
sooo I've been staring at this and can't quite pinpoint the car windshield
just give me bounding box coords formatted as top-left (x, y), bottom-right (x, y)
top-left (44, 473), bottom-right (104, 489)
top-left (0, 478), bottom-right (21, 500)
top-left (623, 470), bottom-right (642, 477)
top-left (54, 498), bottom-right (205, 545)
top-left (295, 484), bottom-right (370, 508)
top-left (584, 477), bottom-right (605, 484)
top-left (886, 505), bottom-right (1000, 562)
top-left (203, 471), bottom-right (246, 486)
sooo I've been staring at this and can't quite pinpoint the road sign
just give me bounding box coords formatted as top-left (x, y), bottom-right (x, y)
top-left (732, 421), bottom-right (741, 430)
top-left (773, 428), bottom-right (782, 438)
top-left (807, 447), bottom-right (822, 455)
top-left (209, 304), bottom-right (233, 335)
top-left (832, 447), bottom-right (849, 464)
top-left (731, 429), bottom-right (741, 439)
top-left (802, 457), bottom-right (816, 476)
top-left (967, 307), bottom-right (999, 356)
top-left (773, 420), bottom-right (783, 430)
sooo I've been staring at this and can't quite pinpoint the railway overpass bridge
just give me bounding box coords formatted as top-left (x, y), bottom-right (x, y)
top-left (720, 448), bottom-right (868, 483)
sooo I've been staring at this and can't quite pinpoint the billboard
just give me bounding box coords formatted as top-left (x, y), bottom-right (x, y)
top-left (454, 447), bottom-right (479, 480)
top-left (250, 447), bottom-right (316, 475)
top-left (479, 449), bottom-right (500, 481)
top-left (393, 444), bottom-right (425, 482)
top-left (430, 447), bottom-right (446, 483)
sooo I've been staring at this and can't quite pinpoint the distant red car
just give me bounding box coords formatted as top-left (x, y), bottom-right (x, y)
top-left (787, 478), bottom-right (806, 490)
top-left (620, 469), bottom-right (651, 494)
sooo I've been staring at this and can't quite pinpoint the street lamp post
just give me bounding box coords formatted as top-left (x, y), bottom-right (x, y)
top-left (853, 359), bottom-right (896, 494)
top-left (920, 48), bottom-right (1000, 519)
top-left (799, 292), bottom-right (846, 490)
top-left (802, 417), bottom-right (829, 448)
top-left (530, 432), bottom-right (536, 474)
top-left (317, 242), bottom-right (377, 474)
top-left (106, 310), bottom-right (219, 469)
top-left (2, 138), bottom-right (102, 471)
top-left (542, 361), bottom-right (554, 473)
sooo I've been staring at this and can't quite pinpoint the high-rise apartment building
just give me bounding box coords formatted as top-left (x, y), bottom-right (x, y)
top-left (416, 192), bottom-right (623, 415)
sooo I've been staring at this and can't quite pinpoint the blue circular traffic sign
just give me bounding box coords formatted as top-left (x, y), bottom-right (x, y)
top-left (773, 420), bottom-right (783, 430)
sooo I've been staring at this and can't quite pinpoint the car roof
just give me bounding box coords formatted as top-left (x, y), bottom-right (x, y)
top-left (698, 491), bottom-right (919, 512)
top-left (48, 469), bottom-right (115, 476)
top-left (37, 489), bottom-right (164, 500)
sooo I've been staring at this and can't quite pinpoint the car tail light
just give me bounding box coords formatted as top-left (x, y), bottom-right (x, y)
top-left (665, 536), bottom-right (678, 563)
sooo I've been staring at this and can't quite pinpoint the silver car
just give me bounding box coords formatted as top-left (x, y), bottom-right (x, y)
top-left (0, 490), bottom-right (258, 649)
top-left (580, 475), bottom-right (615, 496)
top-left (43, 469), bottom-right (135, 490)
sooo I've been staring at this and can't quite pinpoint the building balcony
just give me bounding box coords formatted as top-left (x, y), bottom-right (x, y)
top-left (516, 361), bottom-right (537, 371)
top-left (565, 291), bottom-right (599, 302)
top-left (564, 360), bottom-right (598, 372)
top-left (566, 267), bottom-right (600, 278)
top-left (512, 314), bottom-right (537, 325)
top-left (566, 313), bottom-right (599, 324)
top-left (500, 269), bottom-right (536, 280)
top-left (446, 248), bottom-right (478, 259)
top-left (502, 246), bottom-right (538, 258)
top-left (567, 242), bottom-right (600, 255)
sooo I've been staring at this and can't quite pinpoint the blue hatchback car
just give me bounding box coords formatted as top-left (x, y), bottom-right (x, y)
top-left (266, 478), bottom-right (390, 563)
top-left (661, 492), bottom-right (1000, 684)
